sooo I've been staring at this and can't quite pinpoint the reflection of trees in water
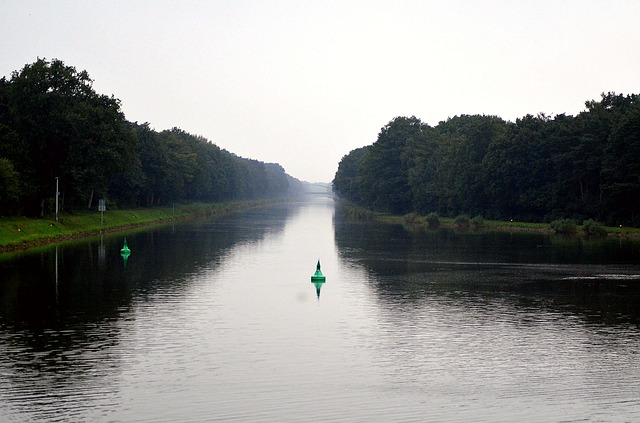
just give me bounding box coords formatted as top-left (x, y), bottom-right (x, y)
top-left (333, 213), bottom-right (640, 326)
top-left (0, 204), bottom-right (293, 408)
top-left (0, 319), bottom-right (122, 421)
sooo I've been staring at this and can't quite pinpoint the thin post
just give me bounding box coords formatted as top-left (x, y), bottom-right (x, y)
top-left (55, 177), bottom-right (59, 221)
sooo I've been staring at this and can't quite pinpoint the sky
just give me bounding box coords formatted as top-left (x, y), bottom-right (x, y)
top-left (2, 1), bottom-right (639, 183)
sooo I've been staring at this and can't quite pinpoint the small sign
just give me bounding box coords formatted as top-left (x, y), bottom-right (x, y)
top-left (98, 199), bottom-right (106, 212)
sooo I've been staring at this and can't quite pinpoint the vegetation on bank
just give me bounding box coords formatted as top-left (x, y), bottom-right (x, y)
top-left (333, 95), bottom-right (640, 227)
top-left (0, 59), bottom-right (303, 218)
top-left (0, 200), bottom-right (274, 252)
top-left (338, 204), bottom-right (640, 238)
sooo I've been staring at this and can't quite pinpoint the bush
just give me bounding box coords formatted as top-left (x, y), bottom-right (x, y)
top-left (341, 205), bottom-right (374, 220)
top-left (550, 219), bottom-right (577, 234)
top-left (470, 215), bottom-right (485, 227)
top-left (425, 212), bottom-right (440, 228)
top-left (582, 219), bottom-right (607, 237)
top-left (454, 214), bottom-right (470, 227)
top-left (403, 212), bottom-right (420, 225)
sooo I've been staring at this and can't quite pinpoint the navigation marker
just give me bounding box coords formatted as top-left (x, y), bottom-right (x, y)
top-left (310, 260), bottom-right (326, 299)
top-left (121, 238), bottom-right (131, 269)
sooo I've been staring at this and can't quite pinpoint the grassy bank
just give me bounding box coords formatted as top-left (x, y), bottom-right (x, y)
top-left (0, 200), bottom-right (275, 252)
top-left (339, 204), bottom-right (640, 238)
top-left (401, 215), bottom-right (640, 237)
top-left (379, 214), bottom-right (552, 233)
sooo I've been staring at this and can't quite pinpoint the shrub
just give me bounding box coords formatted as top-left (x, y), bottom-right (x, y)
top-left (403, 212), bottom-right (420, 225)
top-left (550, 219), bottom-right (577, 234)
top-left (425, 212), bottom-right (440, 228)
top-left (454, 214), bottom-right (470, 227)
top-left (470, 215), bottom-right (485, 227)
top-left (342, 205), bottom-right (374, 220)
top-left (582, 219), bottom-right (607, 237)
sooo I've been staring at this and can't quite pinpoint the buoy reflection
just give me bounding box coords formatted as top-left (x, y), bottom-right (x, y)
top-left (310, 260), bottom-right (326, 299)
top-left (120, 238), bottom-right (131, 269)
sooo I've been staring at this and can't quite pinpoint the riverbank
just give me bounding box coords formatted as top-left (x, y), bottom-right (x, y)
top-left (387, 214), bottom-right (640, 237)
top-left (338, 204), bottom-right (640, 238)
top-left (0, 200), bottom-right (276, 253)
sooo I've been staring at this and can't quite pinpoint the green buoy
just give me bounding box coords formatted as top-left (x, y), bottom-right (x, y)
top-left (120, 238), bottom-right (131, 269)
top-left (311, 260), bottom-right (326, 298)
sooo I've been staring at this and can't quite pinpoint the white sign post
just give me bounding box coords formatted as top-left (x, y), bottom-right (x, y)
top-left (55, 177), bottom-right (59, 221)
top-left (98, 199), bottom-right (106, 224)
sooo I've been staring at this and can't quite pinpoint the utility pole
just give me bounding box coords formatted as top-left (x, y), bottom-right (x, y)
top-left (55, 177), bottom-right (59, 221)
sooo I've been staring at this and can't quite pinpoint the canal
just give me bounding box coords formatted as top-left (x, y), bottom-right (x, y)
top-left (1, 195), bottom-right (639, 422)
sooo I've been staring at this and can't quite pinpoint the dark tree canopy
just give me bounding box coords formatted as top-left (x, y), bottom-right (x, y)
top-left (334, 94), bottom-right (640, 227)
top-left (357, 116), bottom-right (427, 214)
top-left (0, 59), bottom-right (298, 216)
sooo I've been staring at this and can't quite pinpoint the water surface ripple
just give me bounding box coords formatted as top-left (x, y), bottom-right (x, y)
top-left (1, 196), bottom-right (639, 421)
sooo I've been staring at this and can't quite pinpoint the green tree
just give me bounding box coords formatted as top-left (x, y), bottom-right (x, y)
top-left (406, 125), bottom-right (438, 214)
top-left (6, 58), bottom-right (135, 214)
top-left (264, 163), bottom-right (290, 197)
top-left (134, 125), bottom-right (196, 206)
top-left (358, 116), bottom-right (426, 213)
top-left (0, 158), bottom-right (21, 214)
top-left (335, 94), bottom-right (640, 226)
top-left (601, 97), bottom-right (640, 225)
top-left (0, 122), bottom-right (32, 212)
top-left (332, 146), bottom-right (369, 204)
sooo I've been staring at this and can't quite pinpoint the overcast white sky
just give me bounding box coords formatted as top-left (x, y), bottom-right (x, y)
top-left (2, 1), bottom-right (639, 182)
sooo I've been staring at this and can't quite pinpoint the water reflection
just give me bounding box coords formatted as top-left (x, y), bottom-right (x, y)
top-left (2, 198), bottom-right (640, 422)
top-left (120, 238), bottom-right (131, 269)
top-left (333, 209), bottom-right (640, 422)
top-left (333, 208), bottom-right (640, 327)
top-left (0, 204), bottom-right (293, 421)
top-left (1, 206), bottom-right (293, 328)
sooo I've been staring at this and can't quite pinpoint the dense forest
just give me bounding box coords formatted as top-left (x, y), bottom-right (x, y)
top-left (0, 59), bottom-right (302, 217)
top-left (333, 94), bottom-right (640, 227)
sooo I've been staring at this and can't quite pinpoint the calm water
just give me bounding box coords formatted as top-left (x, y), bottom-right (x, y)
top-left (1, 195), bottom-right (640, 422)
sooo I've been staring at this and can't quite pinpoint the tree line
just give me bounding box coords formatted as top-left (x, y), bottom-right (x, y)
top-left (0, 59), bottom-right (301, 217)
top-left (333, 93), bottom-right (640, 227)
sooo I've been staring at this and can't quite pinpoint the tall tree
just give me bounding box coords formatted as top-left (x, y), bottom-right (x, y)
top-left (601, 97), bottom-right (640, 225)
top-left (358, 116), bottom-right (426, 214)
top-left (335, 99), bottom-right (640, 225)
top-left (332, 146), bottom-right (369, 204)
top-left (6, 58), bottom-right (135, 214)
top-left (428, 115), bottom-right (507, 216)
